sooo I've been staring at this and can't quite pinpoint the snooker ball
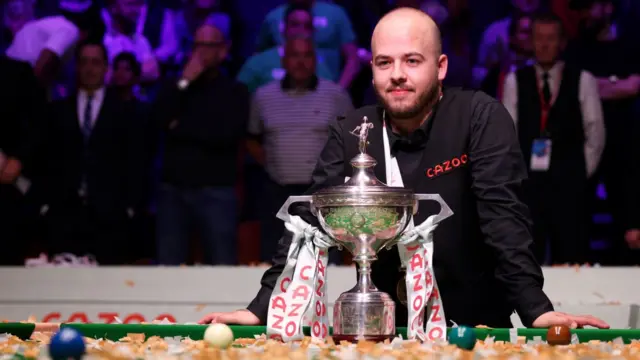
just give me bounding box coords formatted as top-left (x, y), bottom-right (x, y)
top-left (447, 326), bottom-right (476, 350)
top-left (204, 323), bottom-right (234, 349)
top-left (546, 325), bottom-right (571, 345)
top-left (48, 328), bottom-right (86, 360)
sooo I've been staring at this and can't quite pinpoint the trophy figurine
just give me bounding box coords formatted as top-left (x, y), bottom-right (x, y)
top-left (272, 116), bottom-right (452, 342)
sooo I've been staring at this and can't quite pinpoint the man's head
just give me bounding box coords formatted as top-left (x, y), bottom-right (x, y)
top-left (509, 14), bottom-right (533, 56)
top-left (75, 41), bottom-right (108, 91)
top-left (111, 51), bottom-right (140, 88)
top-left (511, 0), bottom-right (540, 14)
top-left (192, 23), bottom-right (229, 69)
top-left (371, 7), bottom-right (447, 121)
top-left (532, 13), bottom-right (565, 66)
top-left (282, 38), bottom-right (316, 84)
top-left (283, 3), bottom-right (313, 40)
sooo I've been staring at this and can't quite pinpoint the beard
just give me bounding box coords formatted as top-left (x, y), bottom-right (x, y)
top-left (375, 79), bottom-right (441, 120)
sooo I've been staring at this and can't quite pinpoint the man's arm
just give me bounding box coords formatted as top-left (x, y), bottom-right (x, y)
top-left (596, 75), bottom-right (640, 100)
top-left (468, 97), bottom-right (553, 328)
top-left (246, 117), bottom-right (347, 323)
top-left (153, 9), bottom-right (179, 63)
top-left (579, 71), bottom-right (606, 177)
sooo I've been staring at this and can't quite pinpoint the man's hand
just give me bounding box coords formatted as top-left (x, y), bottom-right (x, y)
top-left (182, 50), bottom-right (206, 82)
top-left (625, 229), bottom-right (640, 249)
top-left (0, 157), bottom-right (23, 184)
top-left (532, 311), bottom-right (610, 329)
top-left (198, 309), bottom-right (260, 325)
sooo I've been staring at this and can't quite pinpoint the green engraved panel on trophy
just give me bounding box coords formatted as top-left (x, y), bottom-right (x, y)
top-left (324, 207), bottom-right (399, 236)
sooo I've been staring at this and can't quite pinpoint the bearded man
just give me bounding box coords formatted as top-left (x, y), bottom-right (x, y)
top-left (199, 7), bottom-right (609, 330)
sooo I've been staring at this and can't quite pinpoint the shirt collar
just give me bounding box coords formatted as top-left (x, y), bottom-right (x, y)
top-left (78, 86), bottom-right (106, 102)
top-left (281, 73), bottom-right (319, 91)
top-left (534, 60), bottom-right (564, 80)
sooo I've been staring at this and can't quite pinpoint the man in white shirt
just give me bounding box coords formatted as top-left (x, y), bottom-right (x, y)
top-left (473, 0), bottom-right (540, 87)
top-left (502, 12), bottom-right (605, 265)
top-left (103, 0), bottom-right (159, 82)
top-left (5, 15), bottom-right (80, 84)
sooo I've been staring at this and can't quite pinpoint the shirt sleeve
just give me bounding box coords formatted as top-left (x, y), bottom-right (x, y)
top-left (43, 17), bottom-right (80, 57)
top-left (246, 117), bottom-right (347, 323)
top-left (335, 88), bottom-right (355, 116)
top-left (578, 70), bottom-right (606, 177)
top-left (468, 97), bottom-right (553, 327)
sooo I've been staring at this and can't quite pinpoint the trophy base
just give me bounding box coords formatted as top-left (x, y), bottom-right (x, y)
top-left (332, 334), bottom-right (395, 343)
top-left (332, 288), bottom-right (396, 343)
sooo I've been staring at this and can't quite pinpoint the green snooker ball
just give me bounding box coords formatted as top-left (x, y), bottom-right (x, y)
top-left (448, 326), bottom-right (477, 350)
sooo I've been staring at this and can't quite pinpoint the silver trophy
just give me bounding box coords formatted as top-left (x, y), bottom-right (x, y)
top-left (279, 116), bottom-right (452, 342)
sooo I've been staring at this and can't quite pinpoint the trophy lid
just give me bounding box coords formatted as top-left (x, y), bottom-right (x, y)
top-left (312, 116), bottom-right (414, 208)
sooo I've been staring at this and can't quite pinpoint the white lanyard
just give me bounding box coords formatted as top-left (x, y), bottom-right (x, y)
top-left (382, 110), bottom-right (404, 188)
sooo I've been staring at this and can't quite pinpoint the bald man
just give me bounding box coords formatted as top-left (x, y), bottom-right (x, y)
top-left (153, 23), bottom-right (249, 266)
top-left (200, 8), bottom-right (608, 330)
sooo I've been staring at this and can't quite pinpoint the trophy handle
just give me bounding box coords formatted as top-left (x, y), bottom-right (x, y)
top-left (276, 195), bottom-right (314, 223)
top-left (413, 194), bottom-right (454, 225)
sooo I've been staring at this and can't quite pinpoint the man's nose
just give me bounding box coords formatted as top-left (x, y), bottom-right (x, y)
top-left (390, 62), bottom-right (407, 82)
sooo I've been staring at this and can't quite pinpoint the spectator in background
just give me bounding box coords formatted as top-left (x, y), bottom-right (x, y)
top-left (481, 13), bottom-right (534, 100)
top-left (1, 0), bottom-right (35, 53)
top-left (256, 0), bottom-right (360, 89)
top-left (5, 3), bottom-right (81, 86)
top-left (103, 0), bottom-right (160, 82)
top-left (111, 51), bottom-right (143, 102)
top-left (101, 0), bottom-right (178, 65)
top-left (247, 37), bottom-right (353, 264)
top-left (174, 0), bottom-right (230, 65)
top-left (38, 41), bottom-right (145, 265)
top-left (0, 55), bottom-right (46, 265)
top-left (502, 13), bottom-right (605, 264)
top-left (153, 23), bottom-right (248, 266)
top-left (237, 3), bottom-right (335, 94)
top-left (565, 0), bottom-right (640, 264)
top-left (473, 0), bottom-right (540, 87)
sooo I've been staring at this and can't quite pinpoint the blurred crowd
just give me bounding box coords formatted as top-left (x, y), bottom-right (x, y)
top-left (0, 0), bottom-right (639, 266)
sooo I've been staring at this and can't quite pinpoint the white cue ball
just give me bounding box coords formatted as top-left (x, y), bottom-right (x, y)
top-left (204, 323), bottom-right (234, 349)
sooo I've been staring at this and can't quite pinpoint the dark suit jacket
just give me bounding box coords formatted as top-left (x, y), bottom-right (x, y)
top-left (38, 88), bottom-right (145, 218)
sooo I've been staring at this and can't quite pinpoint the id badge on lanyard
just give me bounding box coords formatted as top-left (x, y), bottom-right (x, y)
top-left (531, 89), bottom-right (552, 172)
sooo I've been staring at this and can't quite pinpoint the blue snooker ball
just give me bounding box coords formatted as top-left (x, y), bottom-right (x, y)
top-left (448, 326), bottom-right (477, 350)
top-left (49, 328), bottom-right (86, 360)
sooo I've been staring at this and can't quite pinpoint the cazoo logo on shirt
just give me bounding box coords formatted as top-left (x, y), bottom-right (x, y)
top-left (425, 154), bottom-right (468, 178)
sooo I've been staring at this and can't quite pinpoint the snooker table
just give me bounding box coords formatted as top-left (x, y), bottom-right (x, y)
top-left (2, 323), bottom-right (640, 359)
top-left (2, 322), bottom-right (639, 342)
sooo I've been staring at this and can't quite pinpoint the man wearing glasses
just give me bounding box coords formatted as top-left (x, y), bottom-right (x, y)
top-left (152, 22), bottom-right (249, 266)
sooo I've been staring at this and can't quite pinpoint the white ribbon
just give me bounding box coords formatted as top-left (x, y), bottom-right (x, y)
top-left (397, 211), bottom-right (448, 342)
top-left (266, 204), bottom-right (334, 342)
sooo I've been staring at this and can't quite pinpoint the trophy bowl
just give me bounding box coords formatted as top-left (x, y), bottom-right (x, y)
top-left (310, 149), bottom-right (418, 342)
